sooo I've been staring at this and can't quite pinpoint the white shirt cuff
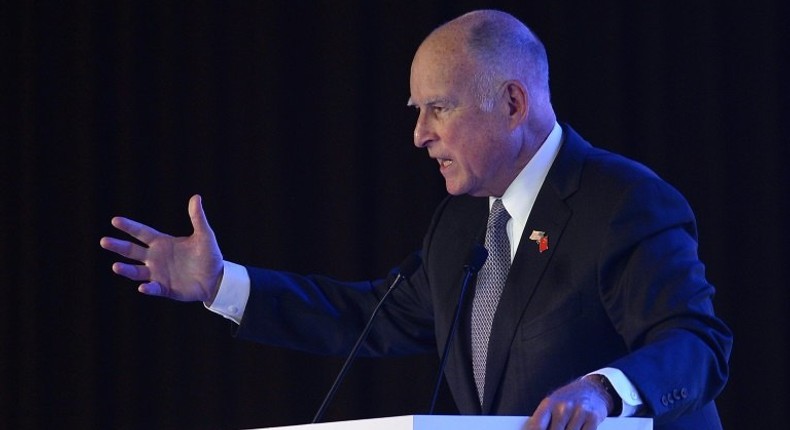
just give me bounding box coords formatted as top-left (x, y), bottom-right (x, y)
top-left (587, 367), bottom-right (643, 417)
top-left (204, 261), bottom-right (250, 325)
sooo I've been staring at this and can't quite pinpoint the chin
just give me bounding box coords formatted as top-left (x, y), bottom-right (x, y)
top-left (446, 184), bottom-right (478, 197)
top-left (444, 183), bottom-right (466, 196)
top-left (444, 177), bottom-right (481, 196)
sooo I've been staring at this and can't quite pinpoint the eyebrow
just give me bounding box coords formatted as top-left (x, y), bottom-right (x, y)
top-left (406, 97), bottom-right (456, 108)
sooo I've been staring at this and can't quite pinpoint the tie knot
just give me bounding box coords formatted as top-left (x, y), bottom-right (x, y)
top-left (489, 199), bottom-right (511, 229)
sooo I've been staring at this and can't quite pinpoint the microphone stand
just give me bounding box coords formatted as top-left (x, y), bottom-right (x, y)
top-left (312, 253), bottom-right (422, 423)
top-left (428, 245), bottom-right (487, 414)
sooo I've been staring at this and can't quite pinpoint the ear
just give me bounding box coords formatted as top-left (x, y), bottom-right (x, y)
top-left (502, 80), bottom-right (529, 129)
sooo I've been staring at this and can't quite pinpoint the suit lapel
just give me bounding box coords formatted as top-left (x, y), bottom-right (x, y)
top-left (480, 125), bottom-right (589, 412)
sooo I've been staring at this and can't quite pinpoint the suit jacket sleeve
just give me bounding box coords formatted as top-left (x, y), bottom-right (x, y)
top-left (235, 263), bottom-right (438, 357)
top-left (595, 174), bottom-right (731, 424)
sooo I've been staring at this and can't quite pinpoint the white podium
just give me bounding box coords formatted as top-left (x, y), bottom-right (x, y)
top-left (253, 415), bottom-right (652, 430)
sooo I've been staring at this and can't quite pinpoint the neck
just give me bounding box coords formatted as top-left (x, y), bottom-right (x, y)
top-left (514, 108), bottom-right (556, 167)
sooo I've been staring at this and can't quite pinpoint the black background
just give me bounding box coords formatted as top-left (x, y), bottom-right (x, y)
top-left (2, 1), bottom-right (788, 428)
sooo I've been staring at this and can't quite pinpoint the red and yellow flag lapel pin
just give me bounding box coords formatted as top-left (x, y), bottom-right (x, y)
top-left (529, 230), bottom-right (549, 253)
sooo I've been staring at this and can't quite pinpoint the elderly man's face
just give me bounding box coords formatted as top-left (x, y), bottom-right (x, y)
top-left (408, 39), bottom-right (517, 197)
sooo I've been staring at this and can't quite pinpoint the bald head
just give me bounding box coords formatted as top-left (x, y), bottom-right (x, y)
top-left (418, 10), bottom-right (553, 119)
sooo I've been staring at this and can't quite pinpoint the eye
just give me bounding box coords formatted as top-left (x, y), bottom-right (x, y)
top-left (431, 105), bottom-right (449, 115)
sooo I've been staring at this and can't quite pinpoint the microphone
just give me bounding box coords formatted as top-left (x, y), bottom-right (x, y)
top-left (428, 244), bottom-right (488, 414)
top-left (312, 252), bottom-right (422, 423)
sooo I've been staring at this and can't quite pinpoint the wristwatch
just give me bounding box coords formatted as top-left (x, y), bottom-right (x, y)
top-left (585, 374), bottom-right (623, 416)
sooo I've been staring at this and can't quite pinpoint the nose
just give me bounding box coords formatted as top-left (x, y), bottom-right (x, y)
top-left (413, 111), bottom-right (436, 148)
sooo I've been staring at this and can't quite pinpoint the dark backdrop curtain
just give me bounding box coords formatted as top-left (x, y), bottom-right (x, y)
top-left (2, 0), bottom-right (788, 428)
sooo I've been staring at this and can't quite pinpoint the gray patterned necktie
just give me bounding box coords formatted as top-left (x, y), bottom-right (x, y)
top-left (470, 199), bottom-right (512, 405)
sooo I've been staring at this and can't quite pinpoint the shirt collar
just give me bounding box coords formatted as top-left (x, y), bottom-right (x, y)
top-left (490, 121), bottom-right (563, 249)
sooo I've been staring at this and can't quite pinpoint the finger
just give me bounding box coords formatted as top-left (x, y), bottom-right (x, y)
top-left (525, 402), bottom-right (551, 430)
top-left (100, 237), bottom-right (148, 262)
top-left (188, 194), bottom-right (212, 235)
top-left (138, 281), bottom-right (164, 297)
top-left (110, 216), bottom-right (163, 244)
top-left (547, 405), bottom-right (570, 430)
top-left (566, 408), bottom-right (588, 430)
top-left (580, 416), bottom-right (603, 430)
top-left (525, 414), bottom-right (549, 430)
top-left (111, 262), bottom-right (151, 282)
top-left (580, 414), bottom-right (605, 430)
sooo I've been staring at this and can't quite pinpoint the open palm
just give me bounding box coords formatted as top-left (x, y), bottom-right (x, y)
top-left (100, 195), bottom-right (224, 303)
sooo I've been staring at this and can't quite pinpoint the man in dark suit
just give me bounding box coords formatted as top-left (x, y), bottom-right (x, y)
top-left (101, 10), bottom-right (731, 430)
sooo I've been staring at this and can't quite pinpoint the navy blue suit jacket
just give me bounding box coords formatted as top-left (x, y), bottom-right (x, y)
top-left (237, 125), bottom-right (732, 429)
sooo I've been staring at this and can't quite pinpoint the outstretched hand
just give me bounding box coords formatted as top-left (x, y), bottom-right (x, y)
top-left (525, 377), bottom-right (613, 430)
top-left (100, 195), bottom-right (224, 303)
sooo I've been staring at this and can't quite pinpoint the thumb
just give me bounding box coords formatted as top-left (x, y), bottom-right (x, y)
top-left (188, 194), bottom-right (212, 235)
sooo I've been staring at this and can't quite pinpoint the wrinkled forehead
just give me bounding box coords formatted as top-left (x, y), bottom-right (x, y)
top-left (409, 35), bottom-right (478, 103)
